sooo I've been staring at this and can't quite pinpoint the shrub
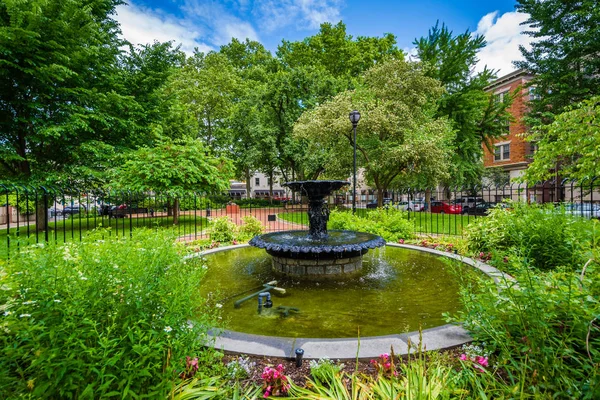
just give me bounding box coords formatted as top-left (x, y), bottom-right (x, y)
top-left (237, 215), bottom-right (265, 242)
top-left (234, 198), bottom-right (283, 208)
top-left (465, 201), bottom-right (598, 271)
top-left (452, 254), bottom-right (600, 398)
top-left (208, 216), bottom-right (237, 242)
top-left (329, 208), bottom-right (415, 242)
top-left (0, 229), bottom-right (222, 398)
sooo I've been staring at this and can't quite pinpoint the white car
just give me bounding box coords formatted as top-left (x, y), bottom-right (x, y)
top-left (564, 203), bottom-right (600, 219)
top-left (395, 201), bottom-right (425, 212)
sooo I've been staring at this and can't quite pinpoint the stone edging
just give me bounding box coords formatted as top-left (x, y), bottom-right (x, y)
top-left (190, 243), bottom-right (510, 360)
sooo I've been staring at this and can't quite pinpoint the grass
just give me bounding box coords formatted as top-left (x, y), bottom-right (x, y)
top-left (0, 214), bottom-right (208, 259)
top-left (278, 209), bottom-right (482, 236)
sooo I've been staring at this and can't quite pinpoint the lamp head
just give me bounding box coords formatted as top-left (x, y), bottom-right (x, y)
top-left (349, 110), bottom-right (361, 125)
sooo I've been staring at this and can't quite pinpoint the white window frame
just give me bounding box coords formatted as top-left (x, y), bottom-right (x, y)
top-left (494, 141), bottom-right (511, 162)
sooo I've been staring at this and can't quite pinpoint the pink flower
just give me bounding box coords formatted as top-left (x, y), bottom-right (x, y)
top-left (398, 239), bottom-right (405, 244)
top-left (476, 356), bottom-right (489, 367)
top-left (459, 354), bottom-right (468, 361)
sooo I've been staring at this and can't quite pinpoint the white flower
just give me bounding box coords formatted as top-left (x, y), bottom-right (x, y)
top-left (22, 301), bottom-right (37, 305)
top-left (80, 276), bottom-right (88, 281)
top-left (215, 303), bottom-right (223, 309)
top-left (3, 311), bottom-right (12, 316)
top-left (164, 326), bottom-right (172, 333)
top-left (53, 299), bottom-right (61, 303)
top-left (19, 314), bottom-right (31, 318)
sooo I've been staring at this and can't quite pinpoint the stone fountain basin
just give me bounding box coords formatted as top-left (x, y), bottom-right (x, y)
top-left (248, 230), bottom-right (386, 258)
top-left (189, 243), bottom-right (513, 359)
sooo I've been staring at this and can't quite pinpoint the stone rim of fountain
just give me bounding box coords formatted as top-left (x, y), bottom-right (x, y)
top-left (189, 243), bottom-right (514, 359)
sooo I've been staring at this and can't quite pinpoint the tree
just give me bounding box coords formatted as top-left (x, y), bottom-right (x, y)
top-left (0, 0), bottom-right (140, 184)
top-left (277, 21), bottom-right (402, 79)
top-left (515, 0), bottom-right (600, 122)
top-left (294, 59), bottom-right (454, 205)
top-left (414, 23), bottom-right (513, 185)
top-left (111, 139), bottom-right (233, 224)
top-left (524, 96), bottom-right (600, 182)
top-left (165, 52), bottom-right (242, 153)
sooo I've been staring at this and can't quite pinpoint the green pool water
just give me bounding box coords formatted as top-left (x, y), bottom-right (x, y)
top-left (199, 246), bottom-right (466, 338)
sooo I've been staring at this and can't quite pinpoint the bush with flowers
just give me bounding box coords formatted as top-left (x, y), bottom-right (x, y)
top-left (262, 364), bottom-right (289, 397)
top-left (0, 229), bottom-right (224, 398)
top-left (370, 352), bottom-right (397, 378)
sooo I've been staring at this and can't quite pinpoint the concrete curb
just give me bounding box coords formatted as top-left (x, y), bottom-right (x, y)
top-left (194, 243), bottom-right (508, 359)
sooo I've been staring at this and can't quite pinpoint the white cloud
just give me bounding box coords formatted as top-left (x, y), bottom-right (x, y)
top-left (474, 11), bottom-right (533, 77)
top-left (115, 3), bottom-right (213, 55)
top-left (183, 0), bottom-right (260, 44)
top-left (255, 0), bottom-right (343, 32)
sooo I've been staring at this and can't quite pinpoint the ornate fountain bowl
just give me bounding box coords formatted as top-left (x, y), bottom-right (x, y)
top-left (249, 179), bottom-right (386, 279)
top-left (249, 230), bottom-right (386, 279)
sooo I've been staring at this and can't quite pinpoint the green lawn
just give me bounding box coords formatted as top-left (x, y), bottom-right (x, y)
top-left (1, 214), bottom-right (208, 259)
top-left (278, 209), bottom-right (482, 236)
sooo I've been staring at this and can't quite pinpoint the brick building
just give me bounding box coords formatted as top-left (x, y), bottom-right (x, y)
top-left (483, 69), bottom-right (537, 181)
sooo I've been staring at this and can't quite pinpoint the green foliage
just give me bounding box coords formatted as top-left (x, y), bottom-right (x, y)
top-left (414, 23), bottom-right (513, 185)
top-left (294, 59), bottom-right (454, 200)
top-left (328, 209), bottom-right (415, 242)
top-left (453, 257), bottom-right (600, 398)
top-left (208, 216), bottom-right (237, 243)
top-left (208, 215), bottom-right (265, 243)
top-left (0, 230), bottom-right (223, 398)
top-left (113, 138), bottom-right (234, 195)
top-left (525, 96), bottom-right (600, 182)
top-left (515, 0), bottom-right (600, 123)
top-left (465, 201), bottom-right (598, 271)
top-left (237, 216), bottom-right (265, 242)
top-left (309, 358), bottom-right (345, 384)
top-left (6, 194), bottom-right (35, 215)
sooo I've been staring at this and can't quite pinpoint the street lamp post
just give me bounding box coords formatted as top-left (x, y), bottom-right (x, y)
top-left (349, 110), bottom-right (361, 215)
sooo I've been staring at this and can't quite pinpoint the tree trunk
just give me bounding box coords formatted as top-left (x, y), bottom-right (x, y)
top-left (425, 189), bottom-right (432, 211)
top-left (245, 168), bottom-right (251, 199)
top-left (36, 198), bottom-right (47, 232)
top-left (173, 198), bottom-right (180, 225)
top-left (377, 187), bottom-right (384, 207)
top-left (167, 198), bottom-right (173, 217)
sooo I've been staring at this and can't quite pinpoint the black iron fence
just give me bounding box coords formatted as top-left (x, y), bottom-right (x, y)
top-left (2, 180), bottom-right (599, 258)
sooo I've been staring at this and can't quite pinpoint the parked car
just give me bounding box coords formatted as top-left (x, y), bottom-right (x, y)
top-left (563, 203), bottom-right (600, 219)
top-left (62, 205), bottom-right (86, 216)
top-left (395, 201), bottom-right (425, 212)
top-left (430, 201), bottom-right (462, 214)
top-left (453, 197), bottom-right (484, 213)
top-left (463, 202), bottom-right (497, 216)
top-left (366, 200), bottom-right (379, 209)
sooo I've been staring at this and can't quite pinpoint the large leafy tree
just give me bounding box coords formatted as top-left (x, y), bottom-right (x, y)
top-left (294, 59), bottom-right (454, 205)
top-left (414, 23), bottom-right (513, 186)
top-left (165, 52), bottom-right (242, 154)
top-left (515, 0), bottom-right (600, 123)
top-left (112, 139), bottom-right (233, 224)
top-left (525, 96), bottom-right (600, 182)
top-left (0, 0), bottom-right (140, 184)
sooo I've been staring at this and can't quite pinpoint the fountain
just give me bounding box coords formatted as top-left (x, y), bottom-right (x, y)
top-left (249, 180), bottom-right (386, 278)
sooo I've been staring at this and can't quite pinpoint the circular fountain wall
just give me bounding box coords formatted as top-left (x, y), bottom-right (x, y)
top-left (198, 245), bottom-right (469, 338)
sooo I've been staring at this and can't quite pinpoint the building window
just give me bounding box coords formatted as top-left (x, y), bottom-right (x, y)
top-left (255, 177), bottom-right (260, 186)
top-left (494, 143), bottom-right (510, 161)
top-left (529, 86), bottom-right (541, 101)
top-left (495, 90), bottom-right (509, 103)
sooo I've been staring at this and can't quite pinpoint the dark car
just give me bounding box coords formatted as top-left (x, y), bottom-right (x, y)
top-left (366, 200), bottom-right (378, 209)
top-left (62, 205), bottom-right (86, 216)
top-left (463, 202), bottom-right (497, 216)
top-left (430, 201), bottom-right (462, 214)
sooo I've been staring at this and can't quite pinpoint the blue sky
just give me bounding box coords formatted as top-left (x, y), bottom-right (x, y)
top-left (115, 0), bottom-right (532, 76)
